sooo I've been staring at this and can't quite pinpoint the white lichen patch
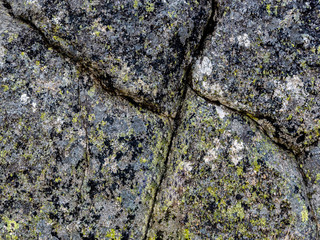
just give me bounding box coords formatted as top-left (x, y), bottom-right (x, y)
top-left (199, 56), bottom-right (213, 76)
top-left (204, 148), bottom-right (218, 164)
top-left (78, 128), bottom-right (86, 137)
top-left (0, 45), bottom-right (6, 68)
top-left (202, 81), bottom-right (224, 96)
top-left (215, 105), bottom-right (227, 119)
top-left (285, 75), bottom-right (306, 103)
top-left (26, 0), bottom-right (38, 3)
top-left (229, 139), bottom-right (245, 166)
top-left (183, 162), bottom-right (193, 172)
top-left (176, 161), bottom-right (193, 173)
top-left (20, 93), bottom-right (29, 104)
top-left (203, 139), bottom-right (221, 172)
top-left (229, 36), bottom-right (235, 44)
top-left (55, 117), bottom-right (63, 132)
top-left (52, 17), bottom-right (60, 26)
top-left (237, 33), bottom-right (251, 48)
top-left (286, 75), bottom-right (303, 92)
top-left (32, 102), bottom-right (37, 112)
top-left (193, 56), bottom-right (213, 81)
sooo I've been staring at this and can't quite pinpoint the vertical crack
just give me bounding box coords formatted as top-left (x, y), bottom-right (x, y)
top-left (192, 0), bottom-right (220, 61)
top-left (142, 75), bottom-right (188, 240)
top-left (142, 0), bottom-right (220, 238)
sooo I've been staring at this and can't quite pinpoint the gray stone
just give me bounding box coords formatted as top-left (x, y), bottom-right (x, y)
top-left (6, 0), bottom-right (212, 116)
top-left (0, 0), bottom-right (320, 238)
top-left (192, 0), bottom-right (320, 153)
top-left (148, 90), bottom-right (317, 239)
top-left (0, 6), bottom-right (172, 238)
top-left (301, 143), bottom-right (320, 232)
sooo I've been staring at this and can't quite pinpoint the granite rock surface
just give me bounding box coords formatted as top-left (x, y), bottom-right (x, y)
top-left (148, 90), bottom-right (317, 239)
top-left (192, 0), bottom-right (320, 153)
top-left (6, 0), bottom-right (212, 116)
top-left (0, 0), bottom-right (319, 239)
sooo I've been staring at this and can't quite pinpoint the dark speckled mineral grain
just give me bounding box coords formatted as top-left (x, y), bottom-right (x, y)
top-left (0, 0), bottom-right (319, 239)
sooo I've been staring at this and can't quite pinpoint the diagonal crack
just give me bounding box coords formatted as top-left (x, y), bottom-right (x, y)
top-left (190, 86), bottom-right (319, 239)
top-left (189, 86), bottom-right (292, 153)
top-left (1, 0), bottom-right (163, 116)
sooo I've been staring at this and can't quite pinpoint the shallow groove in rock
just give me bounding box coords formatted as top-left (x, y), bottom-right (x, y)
top-left (79, 100), bottom-right (90, 197)
top-left (189, 82), bottom-right (306, 154)
top-left (142, 84), bottom-right (187, 240)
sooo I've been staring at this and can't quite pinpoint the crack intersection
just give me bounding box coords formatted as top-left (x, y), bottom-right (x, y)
top-left (1, 0), bottom-right (319, 238)
top-left (142, 0), bottom-right (220, 238)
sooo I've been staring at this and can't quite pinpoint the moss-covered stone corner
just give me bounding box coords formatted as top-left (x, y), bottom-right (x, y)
top-left (147, 89), bottom-right (317, 239)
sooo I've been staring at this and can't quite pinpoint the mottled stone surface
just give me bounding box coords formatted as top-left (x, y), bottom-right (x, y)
top-left (0, 0), bottom-right (320, 239)
top-left (192, 0), bottom-right (320, 153)
top-left (301, 142), bottom-right (320, 232)
top-left (7, 0), bottom-right (211, 116)
top-left (147, 90), bottom-right (316, 239)
top-left (0, 7), bottom-right (172, 238)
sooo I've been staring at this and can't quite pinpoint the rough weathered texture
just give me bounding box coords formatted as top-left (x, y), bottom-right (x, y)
top-left (301, 143), bottom-right (320, 232)
top-left (0, 0), bottom-right (320, 239)
top-left (82, 81), bottom-right (172, 239)
top-left (148, 90), bottom-right (316, 239)
top-left (6, 0), bottom-right (212, 116)
top-left (192, 0), bottom-right (320, 153)
top-left (0, 7), bottom-right (172, 238)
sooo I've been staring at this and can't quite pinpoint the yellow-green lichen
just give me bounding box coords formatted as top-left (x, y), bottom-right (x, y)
top-left (301, 206), bottom-right (308, 223)
top-left (133, 0), bottom-right (139, 9)
top-left (146, 2), bottom-right (154, 12)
